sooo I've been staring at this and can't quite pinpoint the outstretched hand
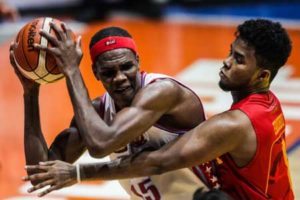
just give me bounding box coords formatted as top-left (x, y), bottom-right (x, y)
top-left (33, 22), bottom-right (83, 75)
top-left (23, 160), bottom-right (77, 197)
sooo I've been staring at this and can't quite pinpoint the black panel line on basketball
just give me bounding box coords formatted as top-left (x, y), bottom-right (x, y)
top-left (21, 20), bottom-right (43, 79)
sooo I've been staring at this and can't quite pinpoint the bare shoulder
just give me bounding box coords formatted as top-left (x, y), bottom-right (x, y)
top-left (199, 110), bottom-right (253, 152)
top-left (132, 79), bottom-right (183, 108)
top-left (143, 79), bottom-right (182, 97)
top-left (212, 110), bottom-right (256, 166)
top-left (210, 109), bottom-right (252, 133)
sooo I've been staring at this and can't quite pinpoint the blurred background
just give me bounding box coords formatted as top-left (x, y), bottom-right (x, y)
top-left (0, 0), bottom-right (299, 199)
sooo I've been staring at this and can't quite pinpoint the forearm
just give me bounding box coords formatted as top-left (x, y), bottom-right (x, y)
top-left (80, 151), bottom-right (163, 181)
top-left (80, 131), bottom-right (209, 181)
top-left (64, 69), bottom-right (112, 151)
top-left (24, 88), bottom-right (50, 165)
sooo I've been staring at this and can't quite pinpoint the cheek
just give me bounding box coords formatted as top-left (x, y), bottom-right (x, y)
top-left (228, 67), bottom-right (249, 83)
top-left (233, 71), bottom-right (252, 85)
top-left (127, 71), bottom-right (139, 83)
top-left (100, 78), bottom-right (112, 90)
top-left (128, 77), bottom-right (136, 87)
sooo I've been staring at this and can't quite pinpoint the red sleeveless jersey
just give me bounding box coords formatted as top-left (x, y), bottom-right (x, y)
top-left (217, 91), bottom-right (294, 200)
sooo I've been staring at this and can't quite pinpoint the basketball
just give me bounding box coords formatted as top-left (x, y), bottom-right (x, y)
top-left (13, 17), bottom-right (75, 84)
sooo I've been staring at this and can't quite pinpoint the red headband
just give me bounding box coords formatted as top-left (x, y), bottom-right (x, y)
top-left (90, 36), bottom-right (138, 63)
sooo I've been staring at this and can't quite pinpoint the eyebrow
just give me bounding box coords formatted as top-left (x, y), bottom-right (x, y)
top-left (121, 61), bottom-right (135, 65)
top-left (99, 61), bottom-right (135, 70)
top-left (231, 44), bottom-right (245, 57)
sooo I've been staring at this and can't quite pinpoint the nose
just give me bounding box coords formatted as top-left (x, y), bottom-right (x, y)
top-left (114, 70), bottom-right (127, 84)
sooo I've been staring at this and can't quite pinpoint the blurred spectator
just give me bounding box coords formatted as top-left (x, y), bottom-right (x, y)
top-left (0, 0), bottom-right (19, 22)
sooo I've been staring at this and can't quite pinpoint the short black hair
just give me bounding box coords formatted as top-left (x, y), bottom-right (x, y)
top-left (236, 19), bottom-right (292, 81)
top-left (89, 26), bottom-right (132, 49)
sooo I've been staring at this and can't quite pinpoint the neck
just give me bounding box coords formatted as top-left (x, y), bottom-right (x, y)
top-left (231, 86), bottom-right (269, 104)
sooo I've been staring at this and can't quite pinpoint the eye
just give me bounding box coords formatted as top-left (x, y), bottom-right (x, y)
top-left (100, 70), bottom-right (115, 77)
top-left (121, 63), bottom-right (134, 71)
top-left (235, 54), bottom-right (245, 64)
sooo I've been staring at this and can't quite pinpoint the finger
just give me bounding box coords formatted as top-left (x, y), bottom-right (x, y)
top-left (38, 185), bottom-right (61, 197)
top-left (39, 29), bottom-right (60, 47)
top-left (9, 41), bottom-right (18, 51)
top-left (22, 172), bottom-right (52, 182)
top-left (33, 44), bottom-right (61, 57)
top-left (50, 21), bottom-right (67, 42)
top-left (39, 161), bottom-right (56, 166)
top-left (9, 49), bottom-right (16, 67)
top-left (9, 46), bottom-right (17, 69)
top-left (76, 35), bottom-right (82, 49)
top-left (9, 46), bottom-right (34, 83)
top-left (9, 44), bottom-right (22, 74)
top-left (27, 179), bottom-right (54, 193)
top-left (61, 23), bottom-right (73, 41)
top-left (25, 165), bottom-right (50, 172)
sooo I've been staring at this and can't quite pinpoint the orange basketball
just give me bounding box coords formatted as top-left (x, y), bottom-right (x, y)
top-left (13, 17), bottom-right (75, 84)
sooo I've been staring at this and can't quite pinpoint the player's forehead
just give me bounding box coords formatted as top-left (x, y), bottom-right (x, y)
top-left (97, 48), bottom-right (136, 63)
top-left (231, 38), bottom-right (255, 58)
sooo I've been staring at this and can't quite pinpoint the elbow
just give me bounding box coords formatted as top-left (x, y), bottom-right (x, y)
top-left (87, 143), bottom-right (111, 158)
top-left (83, 128), bottom-right (117, 158)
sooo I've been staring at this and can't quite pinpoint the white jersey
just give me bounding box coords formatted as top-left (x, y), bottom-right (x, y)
top-left (98, 72), bottom-right (206, 200)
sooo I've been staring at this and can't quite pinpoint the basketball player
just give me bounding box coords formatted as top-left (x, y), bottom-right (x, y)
top-left (24, 19), bottom-right (295, 200)
top-left (10, 26), bottom-right (216, 199)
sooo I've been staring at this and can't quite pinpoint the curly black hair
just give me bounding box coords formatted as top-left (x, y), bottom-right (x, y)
top-left (89, 26), bottom-right (132, 49)
top-left (236, 19), bottom-right (292, 81)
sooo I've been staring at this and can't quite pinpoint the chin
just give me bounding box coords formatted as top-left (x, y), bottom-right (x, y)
top-left (218, 81), bottom-right (232, 92)
top-left (218, 81), bottom-right (247, 92)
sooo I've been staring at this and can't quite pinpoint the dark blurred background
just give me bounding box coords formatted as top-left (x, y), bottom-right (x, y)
top-left (3, 0), bottom-right (300, 22)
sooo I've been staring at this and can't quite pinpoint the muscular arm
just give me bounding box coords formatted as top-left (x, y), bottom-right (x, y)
top-left (78, 110), bottom-right (251, 180)
top-left (24, 90), bottom-right (85, 165)
top-left (23, 87), bottom-right (49, 165)
top-left (34, 23), bottom-right (199, 159)
top-left (65, 70), bottom-right (183, 158)
top-left (24, 109), bottom-right (255, 196)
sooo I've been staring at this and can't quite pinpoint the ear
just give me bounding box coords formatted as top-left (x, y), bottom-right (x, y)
top-left (92, 64), bottom-right (100, 80)
top-left (258, 69), bottom-right (271, 82)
